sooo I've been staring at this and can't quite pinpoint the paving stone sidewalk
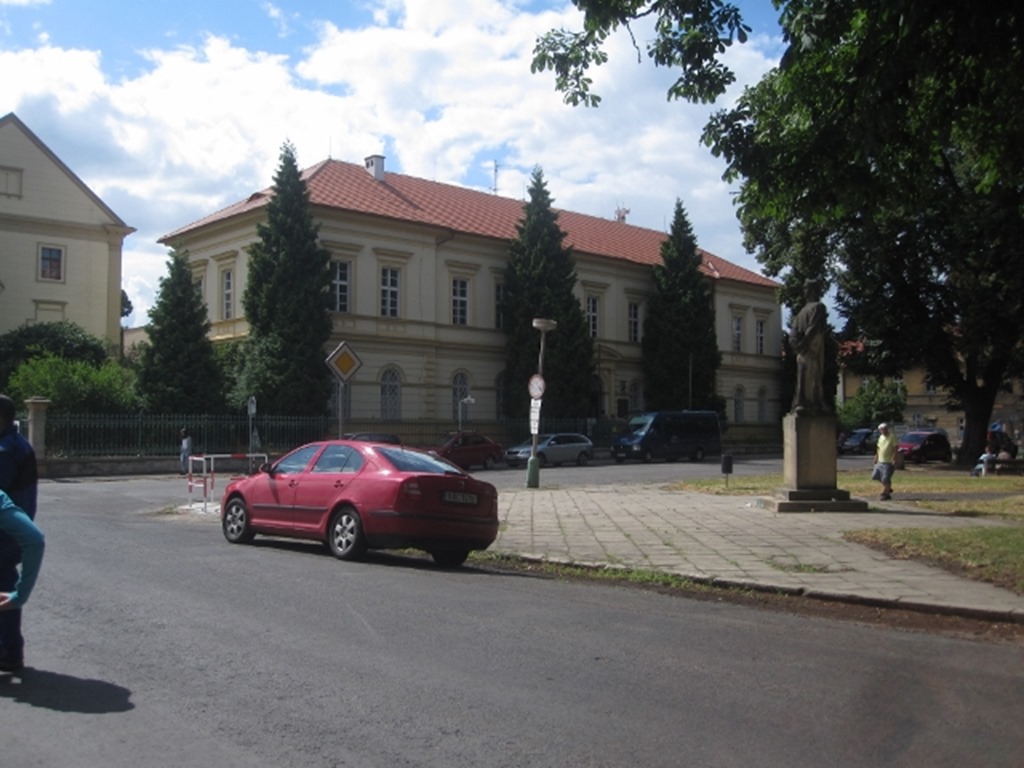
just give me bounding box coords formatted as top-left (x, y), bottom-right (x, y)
top-left (495, 484), bottom-right (1024, 622)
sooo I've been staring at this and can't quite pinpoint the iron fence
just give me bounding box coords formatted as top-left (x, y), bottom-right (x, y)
top-left (43, 413), bottom-right (331, 458)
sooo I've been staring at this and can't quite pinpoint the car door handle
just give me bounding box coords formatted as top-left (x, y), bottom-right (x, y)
top-left (334, 481), bottom-right (346, 489)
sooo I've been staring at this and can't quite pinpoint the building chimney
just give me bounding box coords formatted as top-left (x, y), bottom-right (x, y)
top-left (364, 155), bottom-right (385, 181)
top-left (614, 207), bottom-right (630, 223)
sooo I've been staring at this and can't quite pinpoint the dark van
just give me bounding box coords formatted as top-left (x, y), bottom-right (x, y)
top-left (611, 411), bottom-right (722, 463)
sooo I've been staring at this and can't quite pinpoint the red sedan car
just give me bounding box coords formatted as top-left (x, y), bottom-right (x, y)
top-left (428, 431), bottom-right (504, 470)
top-left (220, 440), bottom-right (499, 567)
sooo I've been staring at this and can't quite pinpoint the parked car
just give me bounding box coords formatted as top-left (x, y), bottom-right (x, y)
top-left (611, 410), bottom-right (722, 463)
top-left (220, 440), bottom-right (498, 567)
top-left (897, 431), bottom-right (953, 463)
top-left (428, 431), bottom-right (504, 470)
top-left (342, 432), bottom-right (403, 444)
top-left (840, 428), bottom-right (877, 455)
top-left (504, 433), bottom-right (594, 468)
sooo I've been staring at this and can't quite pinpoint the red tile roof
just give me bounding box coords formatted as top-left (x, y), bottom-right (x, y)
top-left (161, 158), bottom-right (778, 289)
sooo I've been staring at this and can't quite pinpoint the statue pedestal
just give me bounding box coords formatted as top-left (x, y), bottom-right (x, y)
top-left (758, 412), bottom-right (869, 512)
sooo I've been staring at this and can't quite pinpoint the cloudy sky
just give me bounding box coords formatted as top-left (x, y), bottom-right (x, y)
top-left (1, 0), bottom-right (784, 326)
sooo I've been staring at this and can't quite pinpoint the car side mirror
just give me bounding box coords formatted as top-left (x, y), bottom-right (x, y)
top-left (259, 462), bottom-right (273, 475)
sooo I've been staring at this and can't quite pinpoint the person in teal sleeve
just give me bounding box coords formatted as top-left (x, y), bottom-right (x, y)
top-left (0, 488), bottom-right (44, 672)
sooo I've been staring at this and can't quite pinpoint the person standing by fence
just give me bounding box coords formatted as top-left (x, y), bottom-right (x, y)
top-left (0, 394), bottom-right (39, 672)
top-left (180, 427), bottom-right (193, 475)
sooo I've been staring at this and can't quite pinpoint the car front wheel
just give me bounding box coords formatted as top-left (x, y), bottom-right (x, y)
top-left (576, 451), bottom-right (590, 466)
top-left (327, 506), bottom-right (367, 561)
top-left (222, 496), bottom-right (255, 544)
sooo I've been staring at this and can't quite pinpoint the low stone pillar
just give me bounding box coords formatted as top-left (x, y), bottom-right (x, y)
top-left (24, 397), bottom-right (50, 458)
top-left (783, 412), bottom-right (837, 489)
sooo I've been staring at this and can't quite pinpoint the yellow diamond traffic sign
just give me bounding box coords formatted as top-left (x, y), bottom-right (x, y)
top-left (325, 341), bottom-right (362, 383)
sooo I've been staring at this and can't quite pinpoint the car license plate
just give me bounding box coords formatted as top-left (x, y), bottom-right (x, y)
top-left (442, 490), bottom-right (477, 505)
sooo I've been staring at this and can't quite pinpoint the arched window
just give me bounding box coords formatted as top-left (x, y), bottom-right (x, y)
top-left (733, 386), bottom-right (745, 423)
top-left (757, 387), bottom-right (767, 423)
top-left (380, 367), bottom-right (402, 421)
top-left (452, 372), bottom-right (470, 423)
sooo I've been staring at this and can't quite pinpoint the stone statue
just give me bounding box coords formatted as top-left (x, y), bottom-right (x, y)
top-left (790, 278), bottom-right (828, 414)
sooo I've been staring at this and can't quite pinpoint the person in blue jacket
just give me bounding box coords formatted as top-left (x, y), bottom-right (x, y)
top-left (0, 394), bottom-right (39, 672)
top-left (0, 489), bottom-right (44, 672)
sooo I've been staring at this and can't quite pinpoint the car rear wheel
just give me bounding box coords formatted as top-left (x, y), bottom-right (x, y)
top-left (327, 506), bottom-right (367, 561)
top-left (431, 549), bottom-right (469, 568)
top-left (642, 450), bottom-right (654, 463)
top-left (692, 447), bottom-right (706, 462)
top-left (222, 497), bottom-right (256, 544)
top-left (537, 452), bottom-right (548, 467)
top-left (483, 455), bottom-right (496, 470)
top-left (576, 452), bottom-right (590, 466)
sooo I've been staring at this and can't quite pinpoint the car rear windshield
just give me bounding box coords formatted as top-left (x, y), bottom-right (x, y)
top-left (377, 447), bottom-right (463, 474)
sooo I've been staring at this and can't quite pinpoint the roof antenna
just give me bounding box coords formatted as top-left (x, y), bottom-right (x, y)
top-left (492, 161), bottom-right (499, 195)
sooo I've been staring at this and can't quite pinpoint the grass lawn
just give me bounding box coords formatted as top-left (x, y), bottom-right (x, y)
top-left (669, 468), bottom-right (1024, 595)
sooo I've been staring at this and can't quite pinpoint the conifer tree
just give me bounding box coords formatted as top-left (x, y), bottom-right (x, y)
top-left (236, 142), bottom-right (332, 416)
top-left (503, 168), bottom-right (594, 419)
top-left (137, 248), bottom-right (225, 413)
top-left (642, 199), bottom-right (722, 413)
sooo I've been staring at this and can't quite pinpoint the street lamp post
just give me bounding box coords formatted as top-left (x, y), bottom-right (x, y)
top-left (527, 317), bottom-right (557, 488)
top-left (458, 395), bottom-right (475, 432)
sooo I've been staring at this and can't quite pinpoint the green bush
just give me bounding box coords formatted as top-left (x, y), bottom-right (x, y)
top-left (9, 353), bottom-right (141, 413)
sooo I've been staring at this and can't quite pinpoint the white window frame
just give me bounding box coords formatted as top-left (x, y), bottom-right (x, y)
top-left (221, 268), bottom-right (234, 321)
top-left (380, 267), bottom-right (400, 318)
top-left (380, 367), bottom-right (402, 420)
top-left (586, 295), bottom-right (600, 338)
top-left (731, 316), bottom-right (743, 352)
top-left (331, 260), bottom-right (351, 313)
top-left (39, 245), bottom-right (65, 282)
top-left (452, 278), bottom-right (469, 326)
top-left (628, 301), bottom-right (641, 343)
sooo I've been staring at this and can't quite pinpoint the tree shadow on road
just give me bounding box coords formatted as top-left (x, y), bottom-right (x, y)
top-left (0, 668), bottom-right (133, 712)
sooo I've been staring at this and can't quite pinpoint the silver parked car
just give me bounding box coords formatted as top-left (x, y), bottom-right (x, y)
top-left (504, 433), bottom-right (594, 468)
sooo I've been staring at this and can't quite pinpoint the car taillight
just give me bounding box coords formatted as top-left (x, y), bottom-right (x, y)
top-left (402, 480), bottom-right (422, 497)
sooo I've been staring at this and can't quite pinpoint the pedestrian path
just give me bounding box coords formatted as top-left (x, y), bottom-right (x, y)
top-left (495, 484), bottom-right (1024, 622)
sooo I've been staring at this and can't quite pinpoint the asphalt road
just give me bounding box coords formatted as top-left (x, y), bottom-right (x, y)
top-left (1, 474), bottom-right (1021, 767)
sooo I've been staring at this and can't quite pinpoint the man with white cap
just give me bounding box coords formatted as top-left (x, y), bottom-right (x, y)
top-left (872, 422), bottom-right (898, 500)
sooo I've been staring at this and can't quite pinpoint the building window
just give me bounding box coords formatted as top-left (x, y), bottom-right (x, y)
top-left (733, 386), bottom-right (745, 423)
top-left (628, 302), bottom-right (641, 343)
top-left (1, 167), bottom-right (23, 197)
top-left (925, 376), bottom-right (937, 394)
top-left (586, 296), bottom-right (600, 338)
top-left (331, 261), bottom-right (350, 313)
top-left (39, 246), bottom-right (64, 281)
top-left (452, 278), bottom-right (468, 326)
top-left (755, 319), bottom-right (766, 355)
top-left (380, 267), bottom-right (400, 317)
top-left (380, 367), bottom-right (402, 420)
top-left (495, 283), bottom-right (505, 329)
top-left (731, 316), bottom-right (743, 352)
top-left (452, 372), bottom-right (470, 422)
top-left (222, 269), bottom-right (233, 320)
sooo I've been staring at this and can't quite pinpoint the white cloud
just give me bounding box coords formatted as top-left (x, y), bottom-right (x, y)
top-left (2, 0), bottom-right (779, 326)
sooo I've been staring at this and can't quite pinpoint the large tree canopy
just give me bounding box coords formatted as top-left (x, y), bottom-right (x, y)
top-left (503, 168), bottom-right (595, 420)
top-left (642, 199), bottom-right (722, 414)
top-left (534, 1), bottom-right (1024, 462)
top-left (238, 142), bottom-right (333, 416)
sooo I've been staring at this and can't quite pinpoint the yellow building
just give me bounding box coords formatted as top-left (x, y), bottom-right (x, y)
top-left (162, 155), bottom-right (783, 436)
top-left (0, 113), bottom-right (134, 348)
